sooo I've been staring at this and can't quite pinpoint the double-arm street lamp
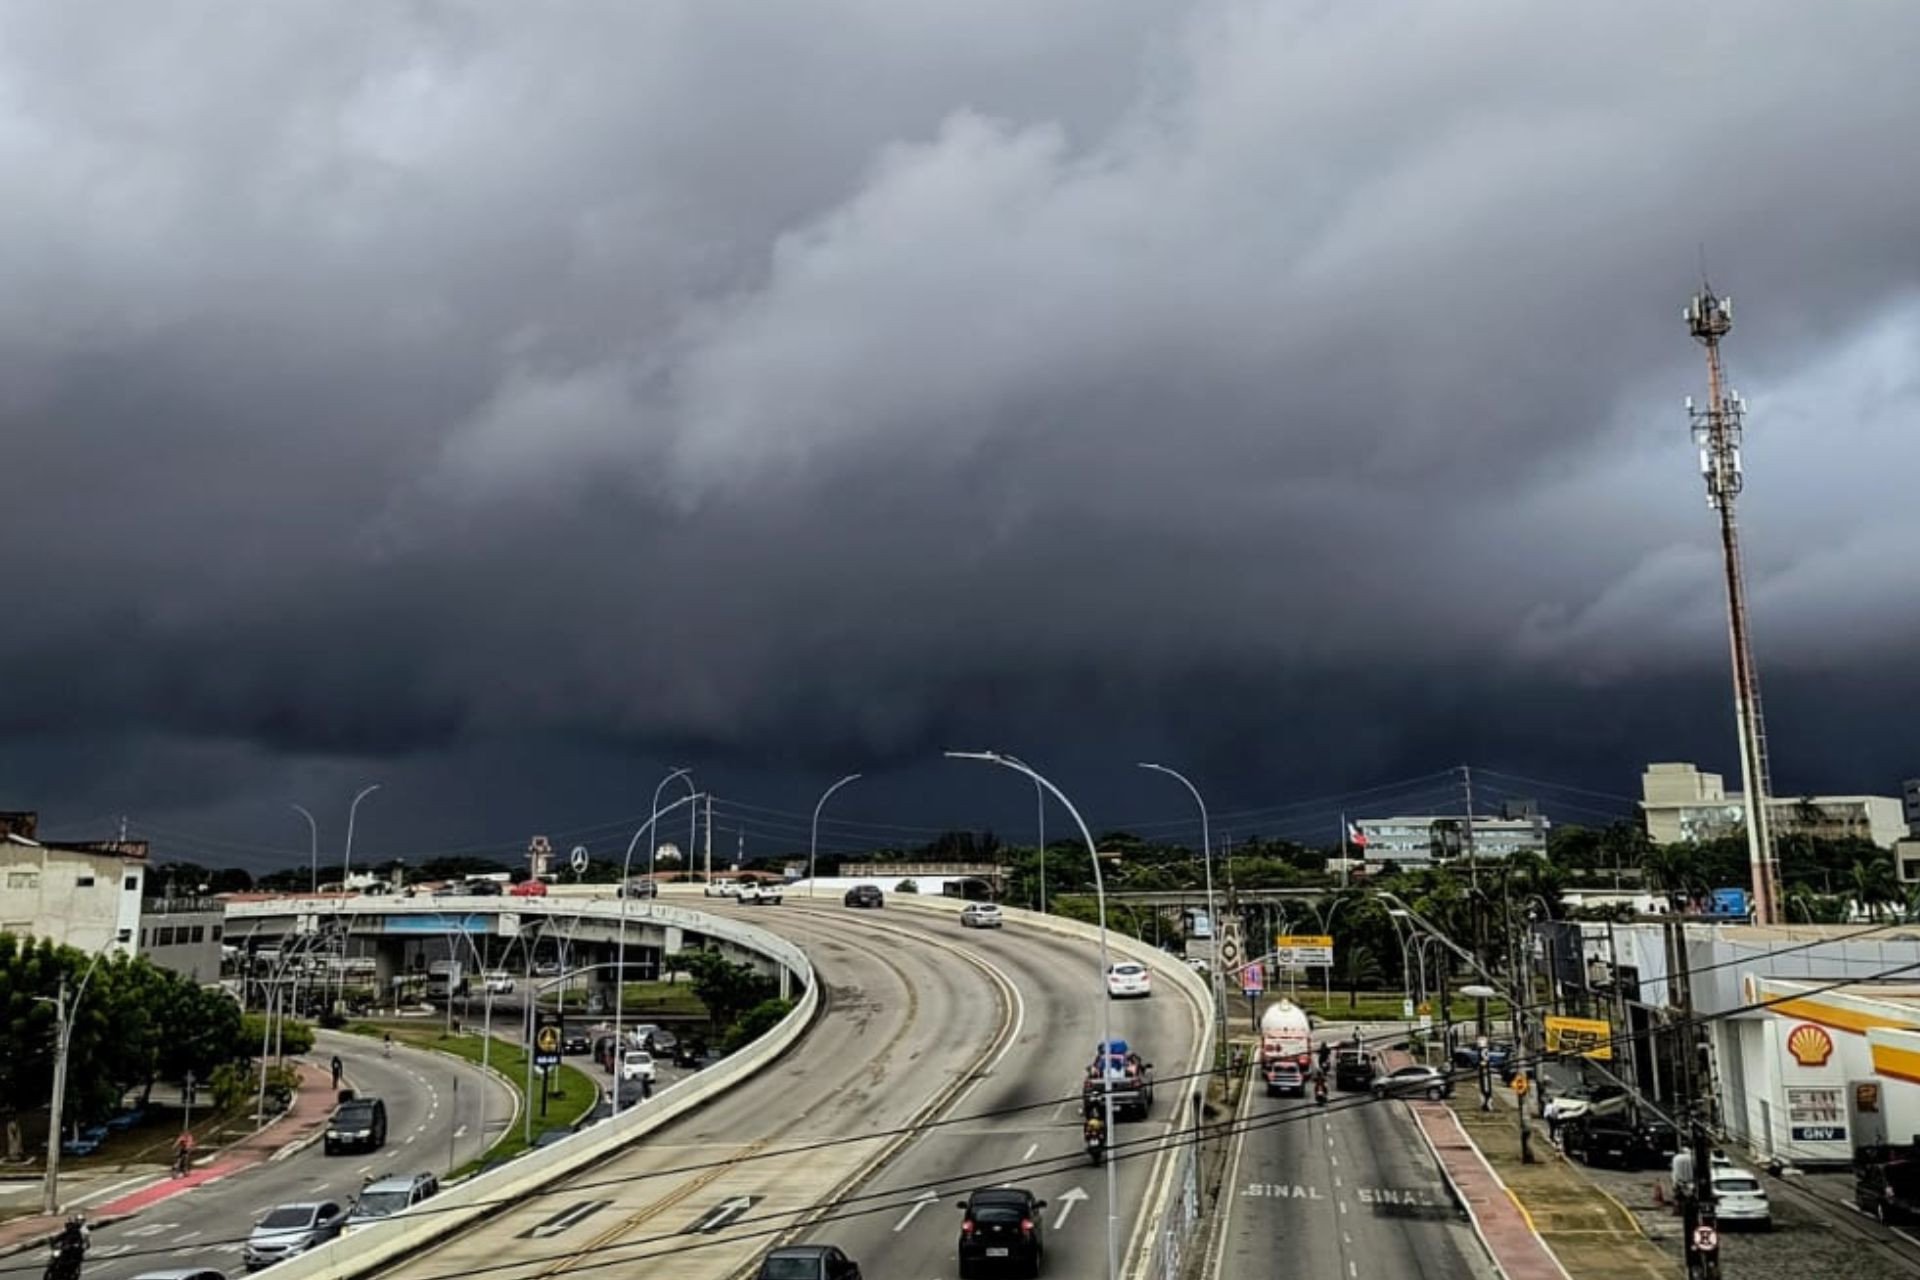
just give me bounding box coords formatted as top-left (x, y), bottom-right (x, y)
top-left (947, 751), bottom-right (1118, 1280)
top-left (806, 774), bottom-right (862, 898)
top-left (613, 789), bottom-right (706, 1115)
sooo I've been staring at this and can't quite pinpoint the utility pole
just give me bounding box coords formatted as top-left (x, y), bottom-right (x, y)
top-left (1667, 915), bottom-right (1719, 1278)
top-left (1461, 765), bottom-right (1488, 1035)
top-left (703, 793), bottom-right (713, 883)
top-left (41, 978), bottom-right (74, 1214)
top-left (1686, 285), bottom-right (1782, 926)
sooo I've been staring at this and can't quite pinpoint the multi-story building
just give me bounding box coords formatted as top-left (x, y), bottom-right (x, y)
top-left (138, 894), bottom-right (225, 983)
top-left (1352, 806), bottom-right (1550, 868)
top-left (1904, 778), bottom-right (1920, 836)
top-left (1638, 763), bottom-right (1906, 849)
top-left (0, 811), bottom-right (146, 956)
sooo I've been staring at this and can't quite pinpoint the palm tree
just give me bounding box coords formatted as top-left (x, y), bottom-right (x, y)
top-left (1850, 858), bottom-right (1898, 922)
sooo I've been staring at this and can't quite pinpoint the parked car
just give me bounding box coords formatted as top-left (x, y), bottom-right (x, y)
top-left (1710, 1167), bottom-right (1772, 1229)
top-left (956, 1186), bottom-right (1045, 1278)
top-left (960, 903), bottom-right (1004, 930)
top-left (620, 1050), bottom-right (657, 1083)
top-left (1105, 963), bottom-right (1152, 999)
top-left (324, 1097), bottom-right (388, 1155)
top-left (1333, 1048), bottom-right (1375, 1092)
top-left (844, 885), bottom-right (885, 909)
top-left (1452, 1041), bottom-right (1519, 1082)
top-left (345, 1172), bottom-right (438, 1228)
top-left (1371, 1065), bottom-right (1454, 1100)
top-left (243, 1202), bottom-right (345, 1270)
top-left (484, 971), bottom-right (515, 994)
top-left (704, 879), bottom-right (742, 898)
top-left (1562, 1113), bottom-right (1637, 1169)
top-left (618, 878), bottom-right (659, 899)
top-left (1854, 1141), bottom-right (1920, 1224)
top-left (755, 1245), bottom-right (863, 1280)
top-left (509, 878), bottom-right (548, 897)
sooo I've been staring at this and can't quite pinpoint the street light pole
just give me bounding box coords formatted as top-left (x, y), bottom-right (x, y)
top-left (1035, 779), bottom-right (1047, 915)
top-left (291, 804), bottom-right (319, 895)
top-left (613, 791), bottom-right (704, 1117)
top-left (39, 943), bottom-right (110, 1215)
top-left (1138, 763), bottom-right (1226, 1058)
top-left (807, 774), bottom-right (862, 899)
top-left (646, 769), bottom-right (694, 898)
top-left (342, 784), bottom-right (382, 889)
top-left (948, 751), bottom-right (1119, 1280)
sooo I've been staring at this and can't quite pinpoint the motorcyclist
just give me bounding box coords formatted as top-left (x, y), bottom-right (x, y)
top-left (1316, 1042), bottom-right (1332, 1073)
top-left (1082, 1111), bottom-right (1106, 1150)
top-left (47, 1212), bottom-right (87, 1280)
top-left (1312, 1065), bottom-right (1329, 1104)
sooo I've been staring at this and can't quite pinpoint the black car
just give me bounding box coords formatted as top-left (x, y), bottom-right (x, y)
top-left (957, 1187), bottom-right (1045, 1278)
top-left (1333, 1048), bottom-right (1374, 1092)
top-left (323, 1096), bottom-right (387, 1155)
top-left (618, 878), bottom-right (660, 899)
top-left (755, 1245), bottom-right (862, 1280)
top-left (462, 879), bottom-right (504, 897)
top-left (1562, 1113), bottom-right (1636, 1169)
top-left (1855, 1142), bottom-right (1920, 1224)
top-left (1633, 1118), bottom-right (1680, 1168)
top-left (844, 885), bottom-right (884, 909)
top-left (562, 1031), bottom-right (593, 1055)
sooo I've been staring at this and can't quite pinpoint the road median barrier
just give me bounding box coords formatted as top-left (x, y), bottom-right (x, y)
top-left (255, 909), bottom-right (819, 1280)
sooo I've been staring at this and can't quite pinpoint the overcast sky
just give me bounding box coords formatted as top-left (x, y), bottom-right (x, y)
top-left (4, 2), bottom-right (1918, 871)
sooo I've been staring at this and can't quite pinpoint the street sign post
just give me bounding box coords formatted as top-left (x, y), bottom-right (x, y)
top-left (1271, 935), bottom-right (1335, 967)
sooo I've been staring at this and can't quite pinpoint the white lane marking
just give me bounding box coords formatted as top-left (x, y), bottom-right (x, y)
top-left (174, 1231), bottom-right (202, 1244)
top-left (1339, 1200), bottom-right (1349, 1215)
top-left (1022, 1142), bottom-right (1038, 1162)
top-left (1349, 1264), bottom-right (1358, 1277)
top-left (1334, 1175), bottom-right (1343, 1188)
top-left (943, 953), bottom-right (1027, 1112)
top-left (453, 1125), bottom-right (468, 1139)
top-left (358, 1164), bottom-right (375, 1175)
top-left (1330, 1154), bottom-right (1339, 1166)
top-left (90, 1245), bottom-right (134, 1259)
top-left (125, 1223), bottom-right (175, 1238)
top-left (1052, 1187), bottom-right (1089, 1230)
top-left (892, 1190), bottom-right (939, 1233)
top-left (404, 1136), bottom-right (417, 1145)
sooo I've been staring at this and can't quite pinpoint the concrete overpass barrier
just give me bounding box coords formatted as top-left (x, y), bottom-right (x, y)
top-left (246, 903), bottom-right (815, 1280)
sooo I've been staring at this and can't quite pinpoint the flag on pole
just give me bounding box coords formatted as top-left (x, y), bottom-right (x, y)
top-left (1347, 820), bottom-right (1369, 849)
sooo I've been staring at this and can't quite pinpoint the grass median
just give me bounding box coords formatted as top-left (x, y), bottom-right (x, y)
top-left (346, 1021), bottom-right (598, 1176)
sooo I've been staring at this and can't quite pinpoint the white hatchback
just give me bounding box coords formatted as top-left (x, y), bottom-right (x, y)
top-left (960, 903), bottom-right (1004, 929)
top-left (1106, 963), bottom-right (1152, 999)
top-left (620, 1050), bottom-right (657, 1083)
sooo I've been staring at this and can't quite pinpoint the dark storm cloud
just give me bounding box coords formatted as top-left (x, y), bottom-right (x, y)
top-left (5, 1), bottom-right (1920, 850)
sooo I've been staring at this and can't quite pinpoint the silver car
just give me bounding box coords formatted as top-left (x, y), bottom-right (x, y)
top-left (1710, 1168), bottom-right (1772, 1228)
top-left (1370, 1065), bottom-right (1455, 1100)
top-left (244, 1202), bottom-right (344, 1270)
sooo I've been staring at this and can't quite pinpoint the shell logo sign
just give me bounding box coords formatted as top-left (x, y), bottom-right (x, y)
top-left (1786, 1022), bottom-right (1834, 1068)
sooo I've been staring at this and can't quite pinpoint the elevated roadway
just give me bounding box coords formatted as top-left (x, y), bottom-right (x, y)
top-left (372, 896), bottom-right (1205, 1280)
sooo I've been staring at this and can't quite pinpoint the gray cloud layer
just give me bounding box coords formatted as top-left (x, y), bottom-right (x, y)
top-left (5, 2), bottom-right (1919, 853)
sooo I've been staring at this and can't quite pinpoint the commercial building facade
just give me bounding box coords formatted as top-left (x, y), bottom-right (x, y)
top-left (1351, 810), bottom-right (1549, 868)
top-left (1638, 762), bottom-right (1906, 848)
top-left (138, 895), bottom-right (225, 983)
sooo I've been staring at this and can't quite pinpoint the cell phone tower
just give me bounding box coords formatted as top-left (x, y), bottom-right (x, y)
top-left (1685, 285), bottom-right (1781, 925)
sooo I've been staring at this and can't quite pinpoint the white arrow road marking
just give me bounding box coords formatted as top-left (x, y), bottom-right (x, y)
top-left (686, 1195), bottom-right (758, 1235)
top-left (518, 1199), bottom-right (611, 1239)
top-left (892, 1190), bottom-right (939, 1233)
top-left (1053, 1187), bottom-right (1089, 1231)
top-left (1021, 1143), bottom-right (1038, 1162)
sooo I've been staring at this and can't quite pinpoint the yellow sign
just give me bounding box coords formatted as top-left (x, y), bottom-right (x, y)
top-left (1545, 1015), bottom-right (1613, 1061)
top-left (1512, 1074), bottom-right (1529, 1096)
top-left (536, 1025), bottom-right (562, 1054)
top-left (1275, 935), bottom-right (1333, 948)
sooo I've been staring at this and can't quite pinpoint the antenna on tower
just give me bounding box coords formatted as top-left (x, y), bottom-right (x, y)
top-left (1684, 281), bottom-right (1781, 925)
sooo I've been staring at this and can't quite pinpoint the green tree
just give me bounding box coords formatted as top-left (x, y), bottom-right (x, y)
top-left (676, 951), bottom-right (777, 1036)
top-left (722, 998), bottom-right (794, 1053)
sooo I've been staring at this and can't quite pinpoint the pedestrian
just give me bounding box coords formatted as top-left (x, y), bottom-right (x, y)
top-left (329, 1055), bottom-right (344, 1089)
top-left (1670, 1147), bottom-right (1696, 1216)
top-left (1543, 1096), bottom-right (1562, 1146)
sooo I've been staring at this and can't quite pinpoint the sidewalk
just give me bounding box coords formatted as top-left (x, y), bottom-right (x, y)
top-left (0, 1060), bottom-right (335, 1256)
top-left (1382, 1047), bottom-right (1668, 1280)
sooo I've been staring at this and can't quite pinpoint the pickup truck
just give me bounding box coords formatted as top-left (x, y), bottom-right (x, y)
top-left (736, 882), bottom-right (784, 905)
top-left (1856, 1142), bottom-right (1920, 1224)
top-left (1084, 1040), bottom-right (1154, 1120)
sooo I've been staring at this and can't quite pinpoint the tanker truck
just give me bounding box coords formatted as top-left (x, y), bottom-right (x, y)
top-left (1259, 999), bottom-right (1314, 1097)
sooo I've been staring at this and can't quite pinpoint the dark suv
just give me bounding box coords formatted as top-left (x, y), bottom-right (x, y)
top-left (1562, 1112), bottom-right (1636, 1169)
top-left (324, 1096), bottom-right (388, 1155)
top-left (844, 885), bottom-right (884, 909)
top-left (1334, 1048), bottom-right (1374, 1092)
top-left (957, 1187), bottom-right (1045, 1278)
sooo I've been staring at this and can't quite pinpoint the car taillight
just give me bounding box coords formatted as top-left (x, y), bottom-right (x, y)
top-left (1021, 1218), bottom-right (1034, 1234)
top-left (961, 1219), bottom-right (974, 1236)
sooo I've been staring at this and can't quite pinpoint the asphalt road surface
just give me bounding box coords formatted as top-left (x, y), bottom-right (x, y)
top-left (75, 1029), bottom-right (513, 1280)
top-left (379, 897), bottom-right (1205, 1280)
top-left (1209, 1070), bottom-right (1494, 1280)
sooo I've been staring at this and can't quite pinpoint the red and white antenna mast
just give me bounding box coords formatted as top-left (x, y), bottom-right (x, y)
top-left (1685, 285), bottom-right (1781, 925)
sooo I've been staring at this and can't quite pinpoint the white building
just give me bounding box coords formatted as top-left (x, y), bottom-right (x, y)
top-left (0, 811), bottom-right (146, 957)
top-left (1638, 762), bottom-right (1906, 849)
top-left (1351, 812), bottom-right (1549, 867)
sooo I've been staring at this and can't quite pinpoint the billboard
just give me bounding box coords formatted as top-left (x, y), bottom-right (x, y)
top-left (1544, 1014), bottom-right (1613, 1061)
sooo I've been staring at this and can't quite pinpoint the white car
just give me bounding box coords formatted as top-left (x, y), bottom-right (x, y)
top-left (1710, 1167), bottom-right (1771, 1228)
top-left (620, 1050), bottom-right (657, 1083)
top-left (736, 882), bottom-right (783, 905)
top-left (1106, 963), bottom-right (1152, 999)
top-left (484, 971), bottom-right (514, 994)
top-left (960, 903), bottom-right (1003, 929)
top-left (704, 879), bottom-right (741, 897)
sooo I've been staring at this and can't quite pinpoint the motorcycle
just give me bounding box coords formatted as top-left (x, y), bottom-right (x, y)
top-left (1084, 1123), bottom-right (1107, 1167)
top-left (44, 1240), bottom-right (84, 1280)
top-left (1313, 1078), bottom-right (1329, 1106)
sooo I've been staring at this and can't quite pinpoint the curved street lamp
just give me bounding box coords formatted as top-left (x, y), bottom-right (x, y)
top-left (1136, 764), bottom-right (1226, 1054)
top-left (947, 751), bottom-right (1118, 1280)
top-left (291, 804), bottom-right (319, 894)
top-left (613, 790), bottom-right (705, 1115)
top-left (342, 784), bottom-right (382, 889)
top-left (806, 774), bottom-right (863, 898)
